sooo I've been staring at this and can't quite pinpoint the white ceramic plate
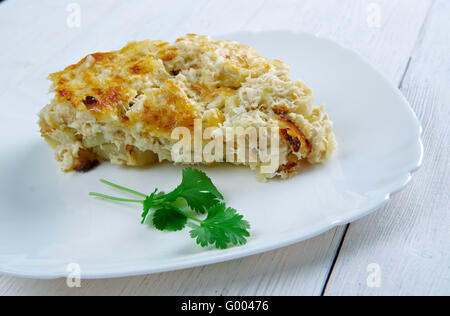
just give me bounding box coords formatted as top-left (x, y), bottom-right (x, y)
top-left (0, 31), bottom-right (422, 279)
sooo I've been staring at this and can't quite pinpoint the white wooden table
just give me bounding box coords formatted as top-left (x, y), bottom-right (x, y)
top-left (0, 0), bottom-right (448, 296)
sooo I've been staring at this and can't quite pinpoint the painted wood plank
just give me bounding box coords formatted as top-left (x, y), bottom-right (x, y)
top-left (0, 230), bottom-right (346, 296)
top-left (0, 0), bottom-right (432, 295)
top-left (324, 0), bottom-right (450, 296)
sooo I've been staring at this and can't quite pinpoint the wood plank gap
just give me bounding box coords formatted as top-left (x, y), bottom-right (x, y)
top-left (399, 57), bottom-right (412, 89)
top-left (397, 0), bottom-right (435, 91)
top-left (398, 0), bottom-right (434, 90)
top-left (410, 0), bottom-right (437, 54)
top-left (320, 224), bottom-right (350, 296)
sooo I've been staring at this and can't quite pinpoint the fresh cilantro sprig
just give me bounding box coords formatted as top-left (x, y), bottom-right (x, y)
top-left (89, 168), bottom-right (250, 249)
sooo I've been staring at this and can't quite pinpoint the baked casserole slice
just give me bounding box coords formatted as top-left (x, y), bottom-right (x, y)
top-left (38, 34), bottom-right (336, 179)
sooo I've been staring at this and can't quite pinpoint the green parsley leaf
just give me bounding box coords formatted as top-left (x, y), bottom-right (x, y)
top-left (152, 207), bottom-right (187, 232)
top-left (188, 203), bottom-right (250, 249)
top-left (164, 168), bottom-right (224, 214)
top-left (89, 168), bottom-right (250, 250)
top-left (141, 189), bottom-right (158, 224)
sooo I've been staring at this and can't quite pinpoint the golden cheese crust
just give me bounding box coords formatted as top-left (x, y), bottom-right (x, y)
top-left (39, 34), bottom-right (336, 179)
top-left (48, 40), bottom-right (197, 132)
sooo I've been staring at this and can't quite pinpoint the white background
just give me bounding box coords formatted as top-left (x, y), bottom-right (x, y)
top-left (0, 0), bottom-right (448, 295)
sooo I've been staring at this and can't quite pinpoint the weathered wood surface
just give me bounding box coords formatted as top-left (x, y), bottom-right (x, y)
top-left (1, 0), bottom-right (446, 296)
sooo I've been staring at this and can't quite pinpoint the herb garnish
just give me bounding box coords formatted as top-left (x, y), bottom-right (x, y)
top-left (89, 168), bottom-right (250, 249)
